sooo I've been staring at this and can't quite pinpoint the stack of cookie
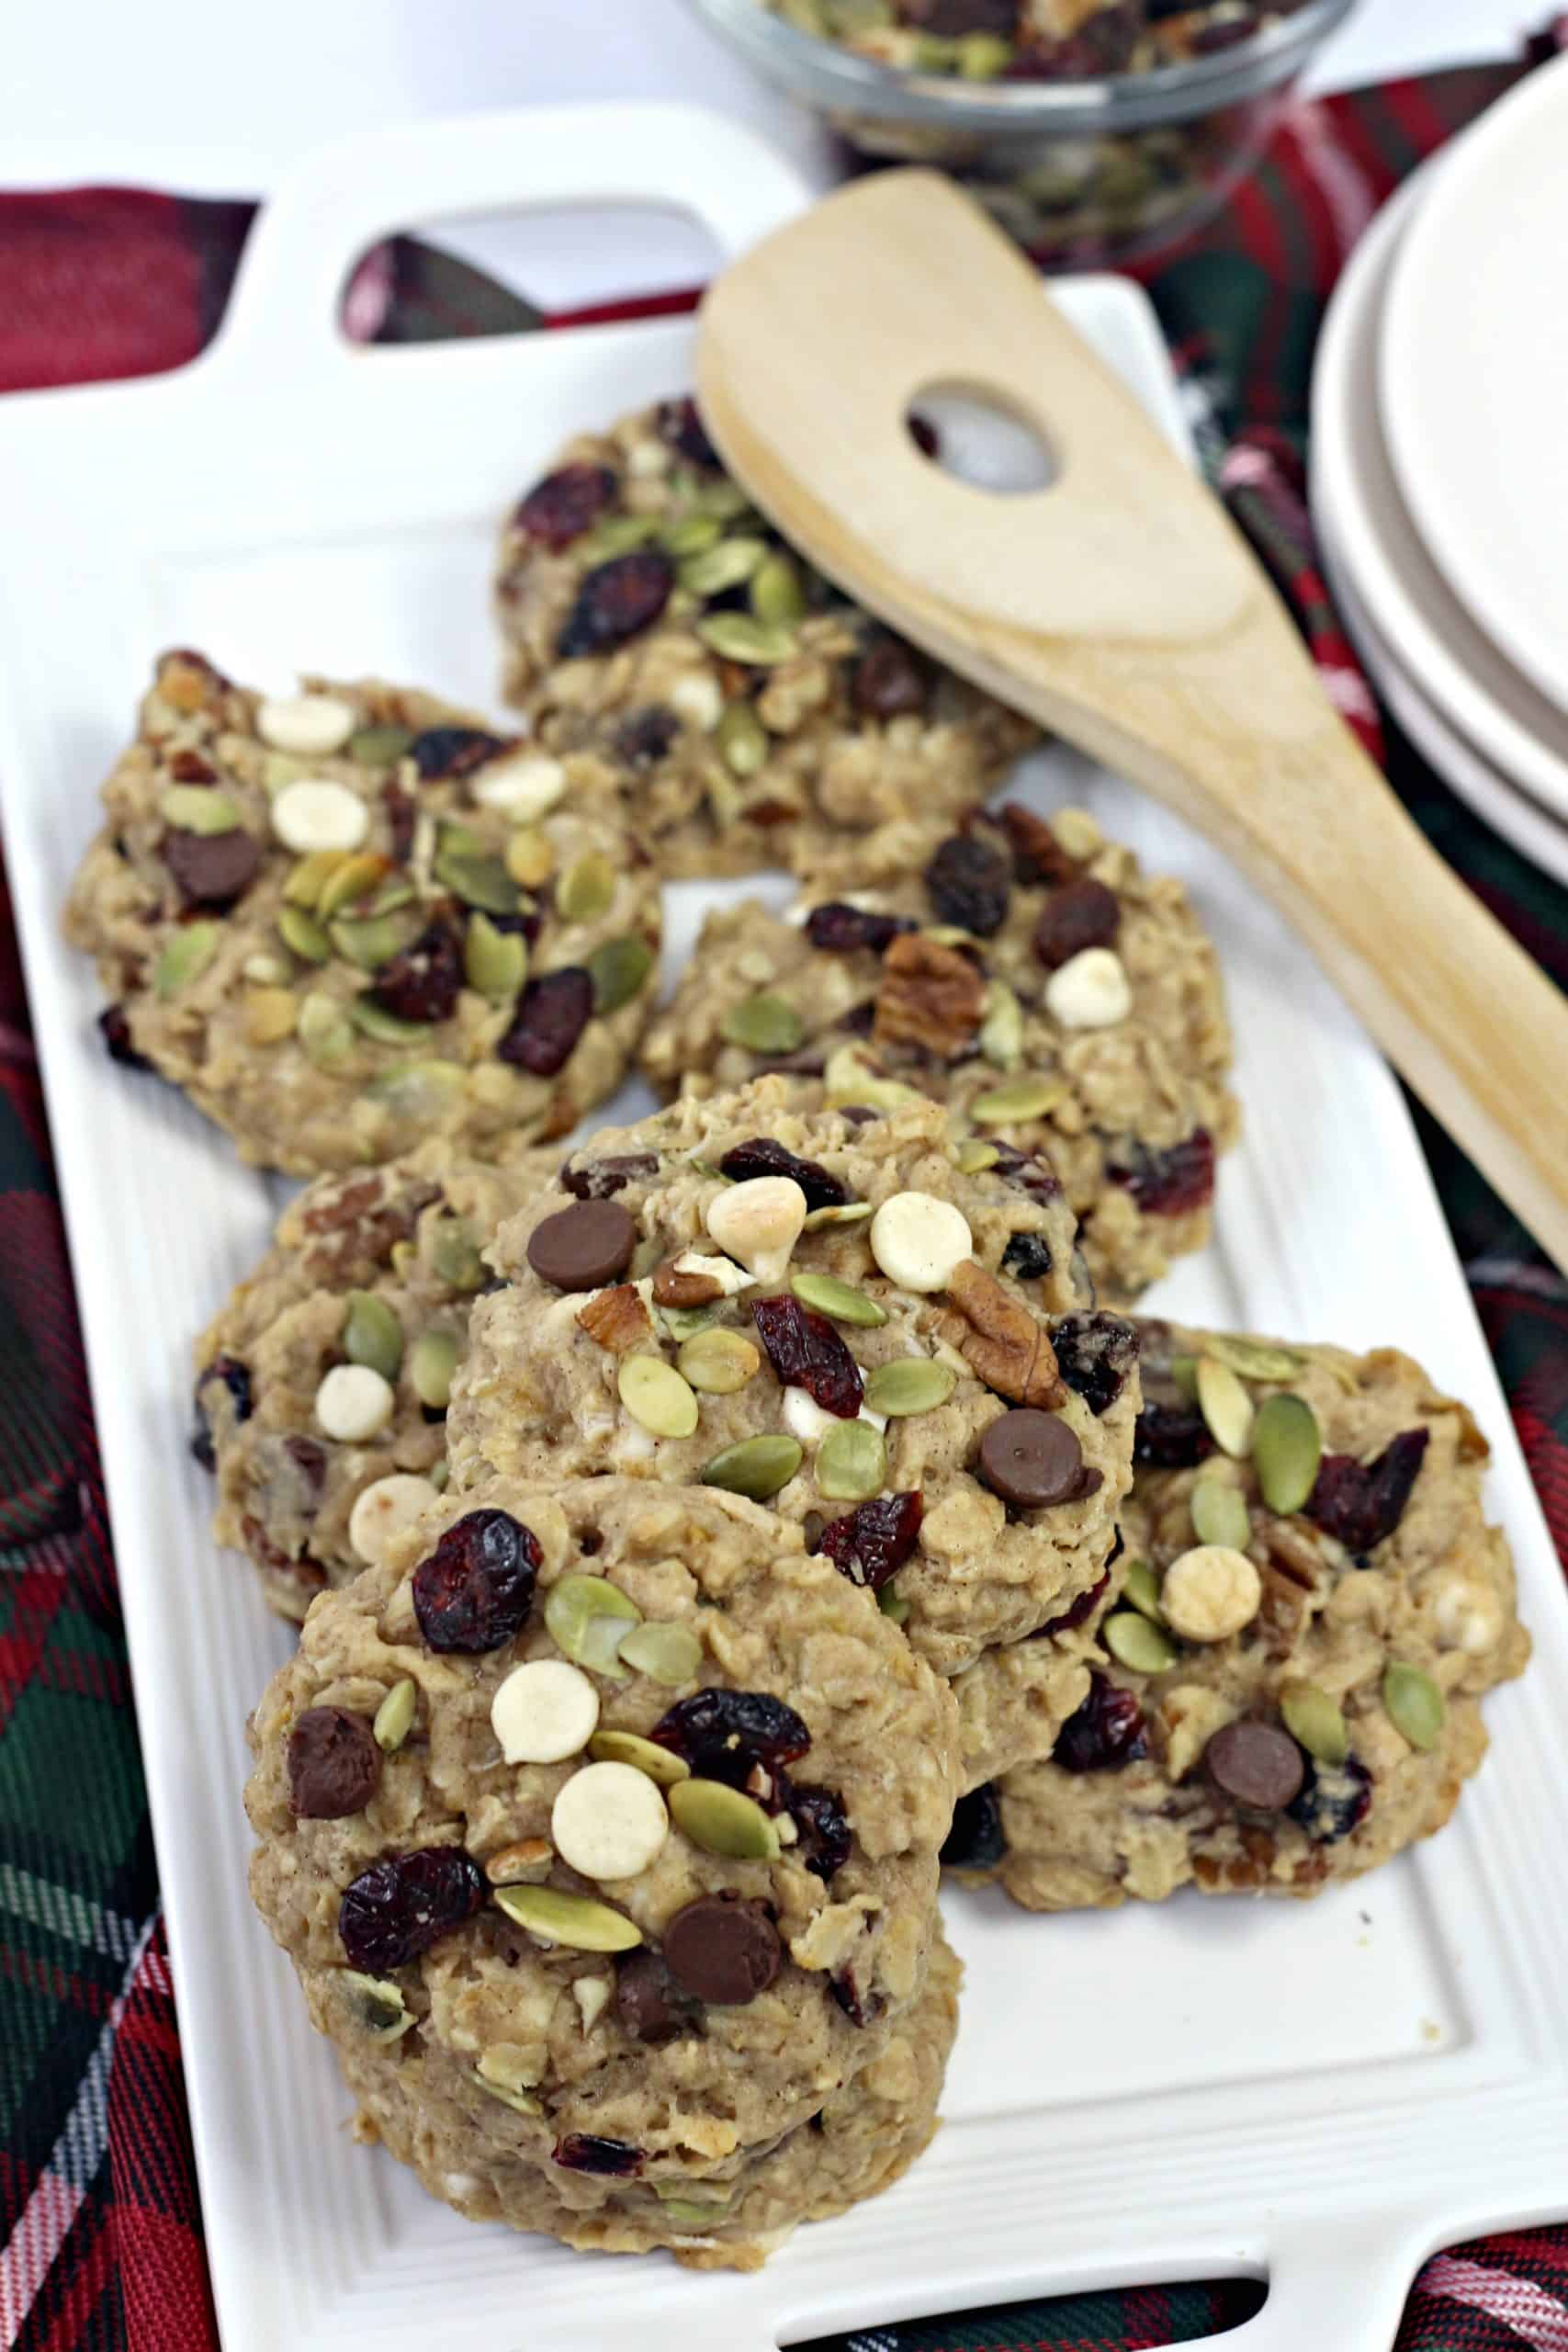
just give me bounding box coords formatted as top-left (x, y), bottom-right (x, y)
top-left (64, 390), bottom-right (1530, 2271)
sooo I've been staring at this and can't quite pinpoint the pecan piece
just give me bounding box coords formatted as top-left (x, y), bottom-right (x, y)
top-left (576, 1283), bottom-right (653, 1353)
top-left (942, 1259), bottom-right (1065, 1408)
top-left (872, 931), bottom-right (986, 1059)
top-left (651, 1257), bottom-right (723, 1309)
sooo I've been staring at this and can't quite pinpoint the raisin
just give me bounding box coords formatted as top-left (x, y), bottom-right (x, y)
top-left (1000, 1232), bottom-right (1054, 1282)
top-left (168, 749), bottom-right (217, 784)
top-left (99, 1004), bottom-right (149, 1069)
top-left (558, 551), bottom-right (674, 660)
top-left (408, 727), bottom-right (513, 782)
top-left (612, 706), bottom-right (680, 769)
top-left (498, 967), bottom-right (594, 1076)
top-left (1055, 1672), bottom-right (1147, 1773)
top-left (383, 781), bottom-right (416, 863)
top-left (561, 1151), bottom-right (660, 1201)
top-left (1034, 1566), bottom-right (1109, 1637)
top-left (852, 635), bottom-right (929, 719)
top-left (553, 2133), bottom-right (643, 2177)
top-left (412, 1509), bottom-right (540, 1653)
top-left (1307, 1430), bottom-right (1429, 1555)
top-left (718, 1136), bottom-right (847, 1212)
top-left (995, 801), bottom-right (1077, 888)
top-left (829, 1970), bottom-right (880, 2028)
top-left (804, 901), bottom-right (913, 956)
top-left (514, 463), bottom-right (619, 550)
top-left (780, 1781), bottom-right (851, 1882)
top-left (190, 1353), bottom-right (251, 1469)
top-left (1053, 1312), bottom-right (1140, 1415)
top-left (650, 1689), bottom-right (810, 1784)
top-left (371, 920), bottom-right (462, 1023)
top-left (338, 1847), bottom-right (485, 1972)
top-left (1134, 1402), bottom-right (1214, 1468)
top-left (812, 1492), bottom-right (923, 1594)
top-left (989, 1141), bottom-right (1065, 1207)
top-left (657, 396), bottom-right (719, 469)
top-left (1106, 1130), bottom-right (1215, 1217)
top-left (1032, 878), bottom-right (1121, 971)
top-left (924, 834), bottom-right (1011, 936)
top-left (751, 1295), bottom-right (863, 1418)
top-left (1286, 1754), bottom-right (1372, 1844)
top-left (940, 1781), bottom-right (1007, 1869)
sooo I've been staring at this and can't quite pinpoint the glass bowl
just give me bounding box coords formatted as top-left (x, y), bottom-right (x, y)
top-left (685, 0), bottom-right (1356, 267)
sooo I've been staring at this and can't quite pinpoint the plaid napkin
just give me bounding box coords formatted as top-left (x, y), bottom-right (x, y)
top-left (3, 40), bottom-right (1566, 2352)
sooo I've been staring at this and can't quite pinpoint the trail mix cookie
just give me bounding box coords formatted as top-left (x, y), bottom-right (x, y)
top-left (761, 0), bottom-right (1287, 80)
top-left (66, 652), bottom-right (662, 1174)
top-left (245, 1476), bottom-right (962, 2258)
top-left (447, 1082), bottom-right (1138, 1683)
top-left (947, 1530), bottom-right (1124, 1792)
top-left (640, 802), bottom-right (1236, 1300)
top-left (195, 1143), bottom-right (556, 1622)
top-left (964, 1322), bottom-right (1530, 1907)
top-left (342, 1924), bottom-right (960, 2270)
top-left (494, 398), bottom-right (1035, 877)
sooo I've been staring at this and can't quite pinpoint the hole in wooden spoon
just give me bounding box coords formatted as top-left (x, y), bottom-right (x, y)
top-left (907, 385), bottom-right (1056, 495)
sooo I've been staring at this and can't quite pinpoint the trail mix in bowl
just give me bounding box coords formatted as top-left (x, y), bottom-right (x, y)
top-left (762, 0), bottom-right (1301, 80)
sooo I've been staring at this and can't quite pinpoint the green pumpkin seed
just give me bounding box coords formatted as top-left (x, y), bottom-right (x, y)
top-left (618, 1355), bottom-right (699, 1440)
top-left (492, 1883), bottom-right (642, 1952)
top-left (956, 29), bottom-right (1010, 74)
top-left (690, 476), bottom-right (752, 523)
top-left (437, 848), bottom-right (519, 917)
top-left (430, 1218), bottom-right (485, 1293)
top-left (1204, 1335), bottom-right (1309, 1383)
top-left (557, 852), bottom-right (616, 925)
top-left (659, 513), bottom-right (723, 558)
top-left (669, 1777), bottom-right (780, 1861)
top-left (343, 1290), bottom-right (404, 1381)
top-left (790, 1272), bottom-right (887, 1328)
top-left (1190, 1477), bottom-right (1250, 1552)
top-left (284, 850), bottom-right (346, 909)
top-left (659, 1302), bottom-right (721, 1343)
top-left (348, 1000), bottom-right (427, 1047)
top-left (976, 983), bottom-right (1025, 1071)
top-left (506, 827), bottom-right (553, 890)
top-left (348, 722), bottom-right (414, 767)
top-left (159, 785), bottom-right (241, 834)
top-left (336, 1970), bottom-right (414, 2041)
top-left (719, 992), bottom-right (806, 1057)
top-left (954, 1138), bottom-right (1000, 1175)
top-left (700, 1434), bottom-right (803, 1499)
top-left (678, 1327), bottom-right (761, 1395)
top-left (1122, 1560), bottom-right (1165, 1624)
top-left (298, 990), bottom-right (355, 1068)
top-left (373, 1677), bottom-right (418, 1753)
top-left (277, 904), bottom-right (331, 965)
top-left (1278, 1679), bottom-right (1348, 1767)
top-left (1103, 1610), bottom-right (1178, 1674)
top-left (615, 1621), bottom-right (704, 1687)
top-left (587, 1728), bottom-right (691, 1784)
top-left (581, 512), bottom-right (660, 561)
top-left (695, 613), bottom-right (796, 666)
top-left (429, 1459), bottom-right (450, 1494)
top-left (368, 877), bottom-right (416, 917)
top-left (1169, 1354), bottom-right (1201, 1403)
top-left (1251, 1393), bottom-right (1322, 1516)
top-left (680, 535), bottom-right (768, 599)
top-left (802, 1200), bottom-right (874, 1231)
top-left (657, 2197), bottom-right (731, 2227)
top-left (319, 853), bottom-right (392, 920)
top-left (822, 1044), bottom-right (924, 1110)
top-left (1195, 1357), bottom-right (1255, 1459)
top-left (971, 1075), bottom-right (1064, 1127)
top-left (153, 922), bottom-right (220, 999)
top-left (364, 1058), bottom-right (464, 1114)
top-left (544, 1573), bottom-right (642, 1677)
top-left (472, 2068), bottom-right (543, 2117)
top-left (863, 1359), bottom-right (956, 1418)
top-left (817, 1419), bottom-right (886, 1501)
top-left (750, 551), bottom-right (806, 627)
top-left (589, 933), bottom-right (656, 1014)
top-left (716, 700), bottom-right (769, 777)
top-left (1382, 1660), bottom-right (1445, 1752)
top-left (263, 751), bottom-right (311, 790)
top-left (463, 910), bottom-right (526, 1001)
top-left (332, 913), bottom-right (413, 972)
top-left (409, 1329), bottom-right (458, 1410)
top-left (877, 1583), bottom-right (910, 1623)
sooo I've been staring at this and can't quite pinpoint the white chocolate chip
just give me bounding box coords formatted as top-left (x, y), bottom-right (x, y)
top-left (471, 752), bottom-right (568, 820)
top-left (272, 778), bottom-right (369, 854)
top-left (551, 1760), bottom-right (668, 1881)
top-left (1043, 945), bottom-right (1133, 1030)
top-left (491, 1659), bottom-right (600, 1765)
top-left (626, 436), bottom-right (671, 479)
top-left (1430, 1576), bottom-right (1504, 1656)
top-left (869, 1192), bottom-right (973, 1293)
top-left (572, 1975), bottom-right (612, 2033)
top-left (256, 693), bottom-right (357, 758)
top-left (669, 671), bottom-right (724, 731)
top-left (671, 1249), bottom-right (754, 1296)
top-left (348, 1473), bottom-right (441, 1566)
top-left (1160, 1544), bottom-right (1262, 1643)
top-left (782, 1388), bottom-right (886, 1443)
top-left (314, 1363), bottom-right (396, 1443)
top-left (705, 1176), bottom-right (807, 1284)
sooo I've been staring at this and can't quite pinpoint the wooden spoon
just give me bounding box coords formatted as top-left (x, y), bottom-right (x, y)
top-left (695, 168), bottom-right (1568, 1269)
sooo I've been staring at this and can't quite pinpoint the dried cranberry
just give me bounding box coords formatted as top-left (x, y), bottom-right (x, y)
top-left (657, 396), bottom-right (719, 469)
top-left (558, 551), bottom-right (674, 660)
top-left (1000, 1232), bottom-right (1054, 1283)
top-left (553, 2133), bottom-right (643, 2178)
top-left (190, 1353), bottom-right (252, 1469)
top-left (408, 727), bottom-right (513, 782)
top-left (561, 1151), bottom-right (659, 1200)
top-left (99, 1004), bottom-right (149, 1069)
top-left (989, 1141), bottom-right (1065, 1207)
top-left (612, 706), bottom-right (680, 769)
top-left (514, 463), bottom-right (619, 550)
top-left (805, 902), bottom-right (912, 957)
top-left (852, 635), bottom-right (929, 719)
top-left (498, 967), bottom-right (594, 1076)
top-left (383, 781), bottom-right (416, 863)
top-left (163, 827), bottom-right (263, 910)
top-left (1307, 1430), bottom-right (1429, 1555)
top-left (1134, 1402), bottom-right (1214, 1468)
top-left (718, 1136), bottom-right (847, 1212)
top-left (412, 1509), bottom-right (540, 1653)
top-left (1053, 1312), bottom-right (1140, 1415)
top-left (1106, 1130), bottom-right (1215, 1217)
top-left (940, 1781), bottom-right (1007, 1869)
top-left (167, 748), bottom-right (216, 784)
top-left (650, 1689), bottom-right (810, 1785)
top-left (781, 1781), bottom-right (851, 1882)
top-left (751, 1295), bottom-right (863, 1418)
top-left (812, 1492), bottom-right (923, 1594)
top-left (1055, 1672), bottom-right (1147, 1773)
top-left (924, 834), bottom-right (1011, 937)
top-left (1286, 1754), bottom-right (1372, 1844)
top-left (829, 1970), bottom-right (880, 2028)
top-left (371, 920), bottom-right (462, 1023)
top-left (1035, 1566), bottom-right (1110, 1637)
top-left (338, 1847), bottom-right (485, 1971)
top-left (1032, 878), bottom-right (1121, 971)
top-left (996, 802), bottom-right (1077, 888)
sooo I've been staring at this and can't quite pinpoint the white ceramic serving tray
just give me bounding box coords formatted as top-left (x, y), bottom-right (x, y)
top-left (0, 102), bottom-right (1565, 2352)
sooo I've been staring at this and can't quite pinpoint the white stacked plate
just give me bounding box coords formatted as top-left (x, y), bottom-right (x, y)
top-left (1310, 51), bottom-right (1568, 889)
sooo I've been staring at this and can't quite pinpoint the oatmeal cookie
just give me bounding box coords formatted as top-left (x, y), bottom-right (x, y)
top-left (973, 1322), bottom-right (1530, 1909)
top-left (760, 0), bottom-right (1288, 80)
top-left (446, 1081), bottom-right (1137, 1681)
top-left (494, 398), bottom-right (1034, 877)
top-left (67, 652), bottom-right (662, 1174)
top-left (194, 1142), bottom-right (557, 1621)
top-left (640, 801), bottom-right (1236, 1300)
top-left (245, 1476), bottom-right (962, 2253)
